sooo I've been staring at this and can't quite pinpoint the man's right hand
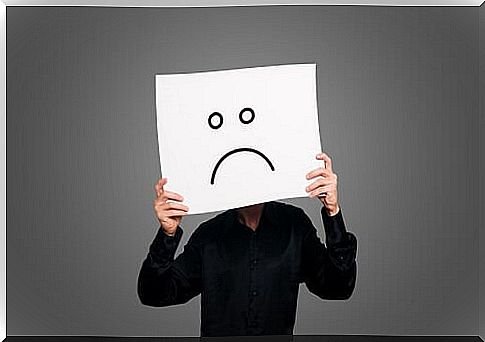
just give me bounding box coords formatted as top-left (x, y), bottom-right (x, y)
top-left (153, 178), bottom-right (189, 236)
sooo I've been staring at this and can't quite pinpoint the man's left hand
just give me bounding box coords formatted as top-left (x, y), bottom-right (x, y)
top-left (305, 152), bottom-right (340, 216)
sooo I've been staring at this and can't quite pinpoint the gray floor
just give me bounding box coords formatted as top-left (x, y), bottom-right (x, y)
top-left (4, 336), bottom-right (485, 342)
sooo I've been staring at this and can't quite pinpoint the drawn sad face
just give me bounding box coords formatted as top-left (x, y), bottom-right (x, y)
top-left (155, 63), bottom-right (320, 214)
top-left (207, 107), bottom-right (275, 185)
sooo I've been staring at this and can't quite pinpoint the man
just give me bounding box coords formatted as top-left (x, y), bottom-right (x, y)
top-left (137, 152), bottom-right (357, 337)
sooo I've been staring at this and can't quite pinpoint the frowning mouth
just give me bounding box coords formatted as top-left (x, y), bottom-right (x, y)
top-left (210, 147), bottom-right (275, 185)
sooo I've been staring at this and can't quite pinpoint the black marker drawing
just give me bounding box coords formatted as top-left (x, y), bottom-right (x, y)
top-left (208, 107), bottom-right (275, 185)
top-left (239, 107), bottom-right (255, 124)
top-left (208, 112), bottom-right (223, 129)
top-left (210, 147), bottom-right (275, 185)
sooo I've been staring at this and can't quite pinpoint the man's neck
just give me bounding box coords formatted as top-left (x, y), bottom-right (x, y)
top-left (236, 203), bottom-right (265, 231)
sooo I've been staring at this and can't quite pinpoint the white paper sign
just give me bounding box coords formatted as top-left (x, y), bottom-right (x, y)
top-left (155, 63), bottom-right (323, 215)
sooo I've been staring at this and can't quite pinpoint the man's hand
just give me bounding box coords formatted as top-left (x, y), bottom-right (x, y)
top-left (305, 152), bottom-right (340, 216)
top-left (153, 178), bottom-right (189, 236)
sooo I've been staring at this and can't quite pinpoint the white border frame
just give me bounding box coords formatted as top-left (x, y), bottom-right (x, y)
top-left (0, 1), bottom-right (483, 341)
top-left (1, 0), bottom-right (6, 340)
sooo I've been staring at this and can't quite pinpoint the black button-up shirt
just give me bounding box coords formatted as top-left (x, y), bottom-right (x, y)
top-left (138, 201), bottom-right (357, 337)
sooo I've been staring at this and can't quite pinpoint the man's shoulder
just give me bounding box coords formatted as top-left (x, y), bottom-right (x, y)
top-left (187, 209), bottom-right (234, 244)
top-left (268, 201), bottom-right (314, 232)
top-left (270, 200), bottom-right (301, 210)
top-left (269, 200), bottom-right (307, 218)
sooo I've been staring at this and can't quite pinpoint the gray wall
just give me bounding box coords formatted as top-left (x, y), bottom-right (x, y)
top-left (7, 6), bottom-right (479, 336)
top-left (480, 3), bottom-right (484, 340)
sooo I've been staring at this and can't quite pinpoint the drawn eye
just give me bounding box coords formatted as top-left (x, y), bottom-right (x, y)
top-left (208, 112), bottom-right (223, 129)
top-left (239, 107), bottom-right (255, 124)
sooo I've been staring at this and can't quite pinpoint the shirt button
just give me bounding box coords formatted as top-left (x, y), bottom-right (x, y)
top-left (251, 290), bottom-right (258, 296)
top-left (252, 259), bottom-right (258, 265)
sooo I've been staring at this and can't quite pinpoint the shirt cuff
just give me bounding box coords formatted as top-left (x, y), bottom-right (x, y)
top-left (321, 206), bottom-right (348, 246)
top-left (148, 225), bottom-right (183, 263)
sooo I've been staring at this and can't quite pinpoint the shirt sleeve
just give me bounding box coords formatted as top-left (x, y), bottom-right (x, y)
top-left (300, 207), bottom-right (357, 300)
top-left (137, 224), bottom-right (202, 307)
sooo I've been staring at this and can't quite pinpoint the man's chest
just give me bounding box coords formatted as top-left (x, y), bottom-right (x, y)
top-left (199, 224), bottom-right (305, 291)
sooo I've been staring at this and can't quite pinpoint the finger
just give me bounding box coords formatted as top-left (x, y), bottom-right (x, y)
top-left (157, 177), bottom-right (167, 189)
top-left (317, 153), bottom-right (333, 172)
top-left (153, 197), bottom-right (167, 207)
top-left (305, 178), bottom-right (334, 192)
top-left (306, 167), bottom-right (332, 180)
top-left (306, 178), bottom-right (325, 192)
top-left (155, 178), bottom-right (168, 196)
top-left (163, 201), bottom-right (189, 212)
top-left (163, 209), bottom-right (189, 217)
top-left (316, 152), bottom-right (327, 159)
top-left (155, 201), bottom-right (189, 212)
top-left (309, 185), bottom-right (335, 198)
top-left (163, 190), bottom-right (184, 202)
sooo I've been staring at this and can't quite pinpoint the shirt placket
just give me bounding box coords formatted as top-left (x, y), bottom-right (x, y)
top-left (247, 229), bottom-right (262, 334)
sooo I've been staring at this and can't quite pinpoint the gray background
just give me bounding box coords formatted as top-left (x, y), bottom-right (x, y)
top-left (7, 6), bottom-right (480, 336)
top-left (479, 3), bottom-right (484, 340)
